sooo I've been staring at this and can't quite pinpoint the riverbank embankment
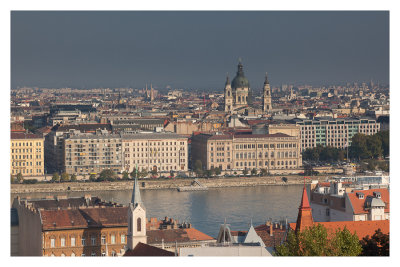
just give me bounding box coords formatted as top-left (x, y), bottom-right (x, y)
top-left (11, 175), bottom-right (330, 194)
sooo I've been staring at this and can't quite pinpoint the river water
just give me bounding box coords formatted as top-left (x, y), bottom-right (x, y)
top-left (11, 184), bottom-right (308, 238)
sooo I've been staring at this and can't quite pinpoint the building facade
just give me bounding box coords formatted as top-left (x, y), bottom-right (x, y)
top-left (63, 130), bottom-right (122, 175)
top-left (122, 133), bottom-right (188, 174)
top-left (191, 133), bottom-right (302, 172)
top-left (11, 133), bottom-right (44, 176)
top-left (310, 182), bottom-right (389, 222)
top-left (290, 117), bottom-right (381, 151)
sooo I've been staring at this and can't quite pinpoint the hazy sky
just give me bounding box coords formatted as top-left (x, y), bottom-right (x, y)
top-left (11, 11), bottom-right (389, 90)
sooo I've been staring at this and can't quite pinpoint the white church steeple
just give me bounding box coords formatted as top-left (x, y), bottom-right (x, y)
top-left (127, 169), bottom-right (147, 250)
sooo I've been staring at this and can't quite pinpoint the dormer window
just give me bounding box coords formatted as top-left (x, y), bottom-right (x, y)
top-left (373, 192), bottom-right (381, 199)
top-left (356, 192), bottom-right (364, 199)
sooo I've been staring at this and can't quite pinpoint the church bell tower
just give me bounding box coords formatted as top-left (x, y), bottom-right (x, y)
top-left (262, 72), bottom-right (272, 112)
top-left (127, 173), bottom-right (147, 250)
top-left (224, 75), bottom-right (233, 112)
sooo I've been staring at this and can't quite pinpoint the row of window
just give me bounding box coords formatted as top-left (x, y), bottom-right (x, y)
top-left (234, 160), bottom-right (297, 167)
top-left (11, 142), bottom-right (42, 147)
top-left (124, 141), bottom-right (185, 146)
top-left (11, 168), bottom-right (42, 174)
top-left (49, 234), bottom-right (126, 248)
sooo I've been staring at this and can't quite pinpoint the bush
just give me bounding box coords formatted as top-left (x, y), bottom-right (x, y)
top-left (60, 172), bottom-right (70, 182)
top-left (70, 174), bottom-right (77, 182)
top-left (16, 173), bottom-right (24, 183)
top-left (51, 173), bottom-right (60, 183)
top-left (23, 179), bottom-right (38, 184)
top-left (98, 169), bottom-right (117, 182)
top-left (89, 174), bottom-right (96, 182)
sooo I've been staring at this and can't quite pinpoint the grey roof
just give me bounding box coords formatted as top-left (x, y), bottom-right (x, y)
top-left (243, 224), bottom-right (264, 246)
top-left (131, 176), bottom-right (144, 208)
top-left (122, 132), bottom-right (187, 140)
top-left (370, 198), bottom-right (385, 207)
top-left (67, 134), bottom-right (121, 140)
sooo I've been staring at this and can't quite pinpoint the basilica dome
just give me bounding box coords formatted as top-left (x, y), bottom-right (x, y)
top-left (231, 61), bottom-right (249, 89)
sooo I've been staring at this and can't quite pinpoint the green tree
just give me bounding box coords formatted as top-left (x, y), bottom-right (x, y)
top-left (194, 160), bottom-right (203, 176)
top-left (70, 174), bottom-right (77, 182)
top-left (376, 130), bottom-right (389, 157)
top-left (139, 169), bottom-right (148, 178)
top-left (51, 173), bottom-right (60, 183)
top-left (60, 172), bottom-right (70, 182)
top-left (151, 168), bottom-right (158, 177)
top-left (214, 167), bottom-right (222, 176)
top-left (169, 170), bottom-right (175, 178)
top-left (360, 229), bottom-right (389, 256)
top-left (89, 174), bottom-right (96, 182)
top-left (350, 133), bottom-right (370, 160)
top-left (98, 169), bottom-right (116, 182)
top-left (275, 224), bottom-right (362, 256)
top-left (367, 135), bottom-right (383, 159)
top-left (242, 168), bottom-right (249, 175)
top-left (11, 175), bottom-right (16, 184)
top-left (130, 168), bottom-right (137, 179)
top-left (260, 168), bottom-right (268, 176)
top-left (204, 169), bottom-right (212, 178)
top-left (122, 171), bottom-right (130, 180)
top-left (16, 173), bottom-right (24, 183)
top-left (251, 168), bottom-right (257, 176)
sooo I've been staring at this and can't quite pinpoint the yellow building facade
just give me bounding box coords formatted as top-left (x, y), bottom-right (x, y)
top-left (11, 133), bottom-right (44, 176)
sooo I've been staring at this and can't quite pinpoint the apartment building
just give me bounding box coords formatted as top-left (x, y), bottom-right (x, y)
top-left (11, 133), bottom-right (44, 176)
top-left (122, 133), bottom-right (188, 174)
top-left (191, 132), bottom-right (302, 171)
top-left (63, 130), bottom-right (122, 175)
top-left (289, 117), bottom-right (380, 150)
top-left (310, 181), bottom-right (389, 222)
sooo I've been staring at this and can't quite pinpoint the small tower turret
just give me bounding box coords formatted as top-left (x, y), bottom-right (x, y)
top-left (262, 72), bottom-right (272, 112)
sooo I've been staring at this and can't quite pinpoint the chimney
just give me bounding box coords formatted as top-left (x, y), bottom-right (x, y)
top-left (270, 223), bottom-right (273, 236)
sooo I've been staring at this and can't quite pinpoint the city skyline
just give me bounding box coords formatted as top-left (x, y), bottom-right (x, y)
top-left (11, 11), bottom-right (389, 89)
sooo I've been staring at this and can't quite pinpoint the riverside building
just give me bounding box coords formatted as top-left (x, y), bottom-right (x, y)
top-left (289, 117), bottom-right (380, 151)
top-left (63, 130), bottom-right (122, 175)
top-left (191, 132), bottom-right (302, 172)
top-left (11, 133), bottom-right (44, 176)
top-left (122, 133), bottom-right (188, 174)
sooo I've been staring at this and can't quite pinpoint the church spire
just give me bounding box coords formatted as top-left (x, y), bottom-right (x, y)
top-left (264, 72), bottom-right (269, 85)
top-left (295, 185), bottom-right (314, 233)
top-left (131, 167), bottom-right (143, 207)
top-left (225, 73), bottom-right (230, 86)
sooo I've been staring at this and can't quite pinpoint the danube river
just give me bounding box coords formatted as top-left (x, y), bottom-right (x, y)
top-left (12, 184), bottom-right (308, 238)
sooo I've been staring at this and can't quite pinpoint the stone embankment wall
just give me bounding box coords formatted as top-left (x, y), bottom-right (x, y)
top-left (11, 175), bottom-right (330, 194)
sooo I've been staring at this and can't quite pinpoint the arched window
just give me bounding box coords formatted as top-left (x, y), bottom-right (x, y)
top-left (137, 217), bottom-right (142, 232)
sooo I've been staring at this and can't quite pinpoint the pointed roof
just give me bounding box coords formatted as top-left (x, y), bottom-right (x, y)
top-left (131, 175), bottom-right (144, 207)
top-left (295, 186), bottom-right (313, 232)
top-left (299, 186), bottom-right (311, 209)
top-left (264, 72), bottom-right (269, 85)
top-left (225, 74), bottom-right (230, 86)
top-left (243, 222), bottom-right (264, 245)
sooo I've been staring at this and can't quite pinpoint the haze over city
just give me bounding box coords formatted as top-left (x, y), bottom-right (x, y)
top-left (11, 11), bottom-right (389, 90)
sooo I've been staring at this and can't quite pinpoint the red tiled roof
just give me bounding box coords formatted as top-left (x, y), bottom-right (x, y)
top-left (124, 242), bottom-right (175, 256)
top-left (11, 132), bottom-right (43, 139)
top-left (289, 220), bottom-right (389, 240)
top-left (40, 207), bottom-right (128, 230)
top-left (147, 228), bottom-right (214, 244)
top-left (254, 224), bottom-right (288, 247)
top-left (347, 188), bottom-right (389, 214)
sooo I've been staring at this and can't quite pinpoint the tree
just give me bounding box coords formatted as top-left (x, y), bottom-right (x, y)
top-left (169, 170), bottom-right (175, 178)
top-left (376, 130), bottom-right (389, 157)
top-left (98, 169), bottom-right (116, 182)
top-left (194, 160), bottom-right (203, 176)
top-left (11, 175), bottom-right (16, 184)
top-left (214, 167), bottom-right (222, 176)
top-left (70, 174), bottom-right (77, 182)
top-left (204, 169), bottom-right (212, 178)
top-left (60, 172), bottom-right (70, 182)
top-left (242, 168), bottom-right (249, 175)
top-left (51, 173), bottom-right (60, 183)
top-left (139, 169), bottom-right (148, 178)
top-left (360, 229), bottom-right (389, 256)
top-left (130, 168), bottom-right (137, 179)
top-left (151, 168), bottom-right (158, 177)
top-left (366, 135), bottom-right (383, 159)
top-left (350, 133), bottom-right (370, 160)
top-left (16, 173), bottom-right (23, 183)
top-left (89, 174), bottom-right (96, 182)
top-left (275, 224), bottom-right (362, 256)
top-left (251, 168), bottom-right (257, 176)
top-left (122, 171), bottom-right (130, 180)
top-left (260, 168), bottom-right (268, 176)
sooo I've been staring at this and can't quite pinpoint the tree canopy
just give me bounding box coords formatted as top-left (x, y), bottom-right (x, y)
top-left (360, 229), bottom-right (389, 256)
top-left (275, 224), bottom-right (362, 256)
